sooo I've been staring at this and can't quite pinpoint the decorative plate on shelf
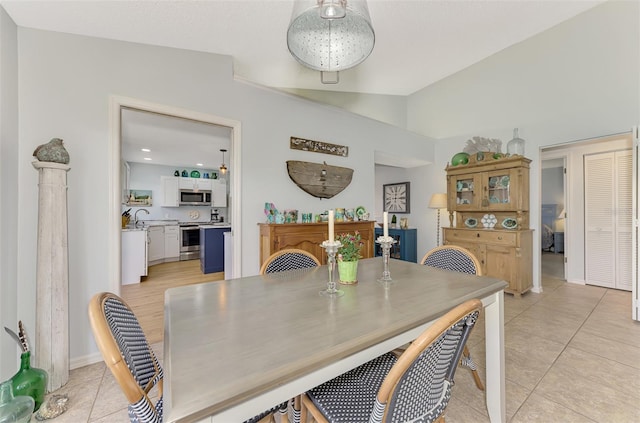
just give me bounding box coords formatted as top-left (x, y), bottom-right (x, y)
top-left (355, 206), bottom-right (366, 219)
top-left (189, 210), bottom-right (200, 220)
top-left (481, 214), bottom-right (498, 228)
top-left (464, 217), bottom-right (478, 228)
top-left (501, 218), bottom-right (517, 229)
top-left (190, 170), bottom-right (201, 178)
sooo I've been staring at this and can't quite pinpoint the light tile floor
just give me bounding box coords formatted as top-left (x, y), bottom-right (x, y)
top-left (38, 268), bottom-right (640, 422)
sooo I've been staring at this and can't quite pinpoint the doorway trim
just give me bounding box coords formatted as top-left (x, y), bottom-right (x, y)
top-left (108, 95), bottom-right (242, 294)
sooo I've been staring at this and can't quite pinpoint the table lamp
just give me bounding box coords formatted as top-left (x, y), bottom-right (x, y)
top-left (429, 193), bottom-right (448, 246)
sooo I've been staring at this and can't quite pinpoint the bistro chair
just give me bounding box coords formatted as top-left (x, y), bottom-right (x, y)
top-left (259, 248), bottom-right (321, 421)
top-left (299, 299), bottom-right (482, 423)
top-left (260, 248), bottom-right (321, 275)
top-left (88, 292), bottom-right (284, 423)
top-left (419, 245), bottom-right (484, 391)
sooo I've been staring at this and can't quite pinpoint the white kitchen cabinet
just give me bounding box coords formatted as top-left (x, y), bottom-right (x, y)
top-left (121, 229), bottom-right (147, 285)
top-left (179, 177), bottom-right (212, 191)
top-left (164, 225), bottom-right (180, 261)
top-left (148, 226), bottom-right (165, 265)
top-left (212, 179), bottom-right (227, 207)
top-left (161, 176), bottom-right (179, 207)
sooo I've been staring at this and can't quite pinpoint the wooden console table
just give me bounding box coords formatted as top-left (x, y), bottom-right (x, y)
top-left (259, 221), bottom-right (375, 266)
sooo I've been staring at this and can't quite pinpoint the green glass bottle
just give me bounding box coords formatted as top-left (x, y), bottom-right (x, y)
top-left (10, 352), bottom-right (47, 411)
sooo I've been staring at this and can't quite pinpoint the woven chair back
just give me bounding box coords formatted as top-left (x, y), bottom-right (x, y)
top-left (376, 299), bottom-right (482, 422)
top-left (420, 245), bottom-right (482, 276)
top-left (89, 293), bottom-right (163, 423)
top-left (260, 248), bottom-right (321, 274)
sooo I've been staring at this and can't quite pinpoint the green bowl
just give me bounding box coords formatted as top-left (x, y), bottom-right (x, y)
top-left (451, 152), bottom-right (470, 166)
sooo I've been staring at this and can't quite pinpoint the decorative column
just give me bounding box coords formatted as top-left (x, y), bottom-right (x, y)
top-left (32, 161), bottom-right (70, 391)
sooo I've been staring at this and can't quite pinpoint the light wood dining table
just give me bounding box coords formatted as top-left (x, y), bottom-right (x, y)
top-left (164, 257), bottom-right (508, 423)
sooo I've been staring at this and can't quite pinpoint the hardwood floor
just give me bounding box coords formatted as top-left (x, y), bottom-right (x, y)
top-left (121, 260), bottom-right (224, 344)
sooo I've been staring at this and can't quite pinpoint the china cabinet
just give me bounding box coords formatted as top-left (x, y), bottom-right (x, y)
top-left (374, 228), bottom-right (417, 262)
top-left (443, 155), bottom-right (533, 296)
top-left (259, 221), bottom-right (374, 266)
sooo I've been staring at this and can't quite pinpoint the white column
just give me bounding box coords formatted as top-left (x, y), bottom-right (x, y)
top-left (32, 161), bottom-right (70, 391)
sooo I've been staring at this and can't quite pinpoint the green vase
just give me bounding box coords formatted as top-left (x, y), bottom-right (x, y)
top-left (10, 352), bottom-right (47, 411)
top-left (338, 260), bottom-right (359, 284)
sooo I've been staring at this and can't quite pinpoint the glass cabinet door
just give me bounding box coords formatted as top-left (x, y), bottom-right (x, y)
top-left (485, 170), bottom-right (514, 210)
top-left (448, 174), bottom-right (481, 210)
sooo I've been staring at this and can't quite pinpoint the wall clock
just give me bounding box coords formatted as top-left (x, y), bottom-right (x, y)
top-left (383, 182), bottom-right (410, 213)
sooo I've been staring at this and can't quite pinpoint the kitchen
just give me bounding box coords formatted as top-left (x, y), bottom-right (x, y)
top-left (120, 108), bottom-right (233, 286)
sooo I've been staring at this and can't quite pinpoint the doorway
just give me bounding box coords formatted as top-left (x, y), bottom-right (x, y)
top-left (109, 96), bottom-right (243, 295)
top-left (541, 158), bottom-right (566, 281)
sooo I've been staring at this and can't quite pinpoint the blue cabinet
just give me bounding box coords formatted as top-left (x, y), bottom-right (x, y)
top-left (374, 228), bottom-right (417, 263)
top-left (200, 226), bottom-right (231, 274)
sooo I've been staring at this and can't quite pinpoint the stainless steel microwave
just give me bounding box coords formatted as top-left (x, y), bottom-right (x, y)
top-left (179, 189), bottom-right (211, 206)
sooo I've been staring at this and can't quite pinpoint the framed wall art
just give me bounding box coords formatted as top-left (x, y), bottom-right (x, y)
top-left (383, 182), bottom-right (410, 213)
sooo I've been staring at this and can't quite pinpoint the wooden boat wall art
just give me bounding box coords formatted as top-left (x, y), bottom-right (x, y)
top-left (286, 160), bottom-right (353, 199)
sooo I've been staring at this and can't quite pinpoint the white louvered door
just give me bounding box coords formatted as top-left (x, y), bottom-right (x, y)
top-left (584, 150), bottom-right (632, 290)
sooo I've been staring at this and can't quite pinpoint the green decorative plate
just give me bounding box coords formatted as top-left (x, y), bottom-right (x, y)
top-left (190, 170), bottom-right (201, 178)
top-left (355, 206), bottom-right (366, 218)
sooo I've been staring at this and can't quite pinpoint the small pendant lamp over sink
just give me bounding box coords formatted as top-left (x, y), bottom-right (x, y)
top-left (219, 149), bottom-right (227, 175)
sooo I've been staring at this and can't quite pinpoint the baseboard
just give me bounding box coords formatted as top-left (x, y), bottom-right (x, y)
top-left (71, 352), bottom-right (103, 370)
top-left (566, 278), bottom-right (585, 286)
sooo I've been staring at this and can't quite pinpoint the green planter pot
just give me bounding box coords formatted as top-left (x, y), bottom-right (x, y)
top-left (338, 260), bottom-right (358, 285)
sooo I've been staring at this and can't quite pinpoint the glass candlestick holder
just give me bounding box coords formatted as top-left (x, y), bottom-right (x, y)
top-left (320, 240), bottom-right (344, 297)
top-left (376, 236), bottom-right (397, 285)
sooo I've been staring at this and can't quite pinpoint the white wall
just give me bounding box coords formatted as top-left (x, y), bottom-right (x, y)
top-left (541, 167), bottom-right (563, 207)
top-left (406, 0), bottom-right (640, 292)
top-left (14, 28), bottom-right (435, 365)
top-left (280, 88), bottom-right (408, 128)
top-left (0, 5), bottom-right (18, 380)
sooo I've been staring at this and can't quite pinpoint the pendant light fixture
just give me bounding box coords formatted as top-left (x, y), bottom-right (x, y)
top-left (287, 0), bottom-right (375, 84)
top-left (219, 149), bottom-right (227, 175)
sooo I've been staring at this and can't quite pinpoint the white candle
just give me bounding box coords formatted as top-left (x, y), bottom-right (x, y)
top-left (328, 210), bottom-right (335, 243)
top-left (383, 211), bottom-right (389, 238)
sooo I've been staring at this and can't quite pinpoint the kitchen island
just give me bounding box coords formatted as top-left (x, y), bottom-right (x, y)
top-left (200, 224), bottom-right (231, 274)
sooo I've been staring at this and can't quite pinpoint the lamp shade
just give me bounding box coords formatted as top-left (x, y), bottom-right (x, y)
top-left (287, 0), bottom-right (375, 72)
top-left (429, 193), bottom-right (447, 209)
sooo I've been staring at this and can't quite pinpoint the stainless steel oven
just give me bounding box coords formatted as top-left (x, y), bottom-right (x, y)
top-left (179, 224), bottom-right (200, 261)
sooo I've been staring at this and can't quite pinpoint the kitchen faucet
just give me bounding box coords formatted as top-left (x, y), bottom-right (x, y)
top-left (134, 208), bottom-right (150, 228)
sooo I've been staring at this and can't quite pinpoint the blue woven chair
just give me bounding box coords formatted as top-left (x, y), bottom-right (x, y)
top-left (260, 248), bottom-right (321, 275)
top-left (88, 292), bottom-right (284, 423)
top-left (300, 299), bottom-right (482, 423)
top-left (420, 245), bottom-right (484, 391)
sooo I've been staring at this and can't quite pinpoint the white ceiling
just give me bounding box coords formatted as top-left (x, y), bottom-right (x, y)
top-left (2, 0), bottom-right (604, 168)
top-left (1, 0), bottom-right (603, 96)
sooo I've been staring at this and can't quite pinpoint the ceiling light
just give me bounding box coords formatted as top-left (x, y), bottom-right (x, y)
top-left (287, 0), bottom-right (375, 84)
top-left (143, 157), bottom-right (152, 161)
top-left (141, 148), bottom-right (151, 152)
top-left (219, 149), bottom-right (228, 175)
top-left (196, 163), bottom-right (203, 167)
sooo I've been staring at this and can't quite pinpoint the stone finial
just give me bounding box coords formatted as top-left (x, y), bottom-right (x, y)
top-left (33, 138), bottom-right (70, 164)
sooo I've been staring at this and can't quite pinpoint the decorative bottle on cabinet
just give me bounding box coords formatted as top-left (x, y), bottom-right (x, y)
top-left (507, 128), bottom-right (525, 155)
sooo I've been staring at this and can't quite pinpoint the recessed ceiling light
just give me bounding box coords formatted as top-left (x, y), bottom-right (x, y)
top-left (196, 163), bottom-right (204, 167)
top-left (141, 148), bottom-right (151, 152)
top-left (143, 157), bottom-right (152, 161)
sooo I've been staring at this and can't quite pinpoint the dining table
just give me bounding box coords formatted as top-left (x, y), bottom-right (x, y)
top-left (163, 257), bottom-right (507, 423)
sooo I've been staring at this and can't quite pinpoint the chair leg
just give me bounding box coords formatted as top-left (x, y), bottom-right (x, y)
top-left (463, 345), bottom-right (485, 391)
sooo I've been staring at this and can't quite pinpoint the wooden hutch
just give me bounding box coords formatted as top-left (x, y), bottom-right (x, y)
top-left (443, 155), bottom-right (533, 296)
top-left (259, 221), bottom-right (375, 266)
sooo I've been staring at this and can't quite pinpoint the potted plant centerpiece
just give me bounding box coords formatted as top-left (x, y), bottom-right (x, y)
top-left (336, 231), bottom-right (364, 284)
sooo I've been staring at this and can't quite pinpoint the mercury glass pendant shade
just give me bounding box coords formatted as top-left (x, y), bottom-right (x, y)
top-left (507, 128), bottom-right (525, 155)
top-left (287, 0), bottom-right (375, 78)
